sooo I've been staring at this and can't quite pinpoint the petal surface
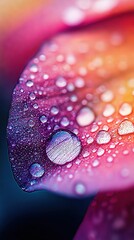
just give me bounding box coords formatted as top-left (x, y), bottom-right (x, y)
top-left (1, 0), bottom-right (133, 85)
top-left (7, 13), bottom-right (134, 197)
top-left (74, 188), bottom-right (134, 240)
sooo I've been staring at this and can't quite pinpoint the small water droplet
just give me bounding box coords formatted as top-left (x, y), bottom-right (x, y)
top-left (56, 76), bottom-right (67, 88)
top-left (75, 182), bottom-right (86, 195)
top-left (63, 7), bottom-right (84, 26)
top-left (119, 103), bottom-right (132, 116)
top-left (43, 74), bottom-right (49, 80)
top-left (40, 115), bottom-right (47, 123)
top-left (97, 147), bottom-right (105, 156)
top-left (75, 77), bottom-right (85, 88)
top-left (60, 117), bottom-right (70, 127)
top-left (76, 107), bottom-right (95, 127)
top-left (107, 156), bottom-right (113, 162)
top-left (30, 64), bottom-right (38, 73)
top-left (87, 136), bottom-right (94, 144)
top-left (29, 92), bottom-right (36, 100)
top-left (46, 130), bottom-right (81, 165)
top-left (96, 130), bottom-right (111, 144)
top-left (92, 159), bottom-right (100, 167)
top-left (118, 120), bottom-right (134, 135)
top-left (28, 119), bottom-right (35, 127)
top-left (103, 104), bottom-right (115, 117)
top-left (101, 90), bottom-right (114, 102)
top-left (29, 163), bottom-right (44, 177)
top-left (51, 106), bottom-right (59, 115)
top-left (26, 80), bottom-right (34, 87)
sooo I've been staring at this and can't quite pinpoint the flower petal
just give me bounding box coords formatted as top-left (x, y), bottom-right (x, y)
top-left (74, 188), bottom-right (134, 240)
top-left (7, 13), bottom-right (134, 196)
top-left (1, 0), bottom-right (133, 85)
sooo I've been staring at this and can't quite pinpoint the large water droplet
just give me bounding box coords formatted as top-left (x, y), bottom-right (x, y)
top-left (76, 107), bottom-right (95, 127)
top-left (118, 120), bottom-right (134, 135)
top-left (29, 163), bottom-right (44, 178)
top-left (63, 7), bottom-right (84, 26)
top-left (103, 104), bottom-right (115, 117)
top-left (56, 76), bottom-right (67, 88)
top-left (96, 130), bottom-right (111, 144)
top-left (46, 130), bottom-right (81, 165)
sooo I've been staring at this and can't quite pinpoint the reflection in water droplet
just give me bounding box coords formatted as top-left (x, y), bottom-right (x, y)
top-left (96, 130), bottom-right (111, 144)
top-left (29, 163), bottom-right (44, 178)
top-left (46, 130), bottom-right (81, 165)
top-left (51, 106), bottom-right (59, 115)
top-left (118, 120), bottom-right (134, 135)
top-left (30, 64), bottom-right (38, 73)
top-left (76, 107), bottom-right (95, 127)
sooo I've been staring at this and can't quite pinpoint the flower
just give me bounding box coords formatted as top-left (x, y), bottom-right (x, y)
top-left (4, 0), bottom-right (134, 238)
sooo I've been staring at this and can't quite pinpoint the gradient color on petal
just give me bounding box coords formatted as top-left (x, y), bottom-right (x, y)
top-left (7, 13), bottom-right (134, 197)
top-left (1, 0), bottom-right (134, 86)
top-left (74, 188), bottom-right (134, 240)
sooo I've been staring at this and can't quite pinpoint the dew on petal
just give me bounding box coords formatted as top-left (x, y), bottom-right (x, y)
top-left (40, 115), bottom-right (47, 123)
top-left (76, 107), bottom-right (95, 127)
top-left (74, 182), bottom-right (86, 195)
top-left (119, 103), bottom-right (132, 116)
top-left (29, 163), bottom-right (44, 178)
top-left (30, 64), bottom-right (38, 73)
top-left (101, 90), bottom-right (114, 102)
top-left (51, 106), bottom-right (59, 115)
top-left (103, 104), bottom-right (115, 117)
top-left (26, 80), bottom-right (34, 87)
top-left (46, 130), bottom-right (81, 165)
top-left (118, 120), bottom-right (134, 135)
top-left (56, 76), bottom-right (67, 88)
top-left (62, 7), bottom-right (84, 26)
top-left (96, 130), bottom-right (111, 144)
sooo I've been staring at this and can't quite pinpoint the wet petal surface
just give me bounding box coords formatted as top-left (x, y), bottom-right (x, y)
top-left (7, 14), bottom-right (134, 196)
top-left (74, 188), bottom-right (134, 240)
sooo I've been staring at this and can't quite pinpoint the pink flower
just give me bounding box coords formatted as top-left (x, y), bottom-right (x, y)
top-left (4, 0), bottom-right (134, 238)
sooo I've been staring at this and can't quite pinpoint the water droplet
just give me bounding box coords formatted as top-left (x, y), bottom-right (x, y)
top-left (29, 163), bottom-right (44, 177)
top-left (43, 74), bottom-right (49, 80)
top-left (103, 104), bottom-right (115, 117)
top-left (26, 80), bottom-right (34, 87)
top-left (76, 107), bottom-right (95, 127)
top-left (107, 156), bottom-right (113, 162)
top-left (56, 76), bottom-right (67, 88)
top-left (119, 103), bottom-right (132, 116)
top-left (92, 159), bottom-right (100, 167)
top-left (87, 136), bottom-right (94, 144)
top-left (118, 120), bottom-right (134, 135)
top-left (75, 77), bottom-right (85, 88)
top-left (63, 7), bottom-right (84, 26)
top-left (29, 92), bottom-right (36, 100)
top-left (40, 115), bottom-right (47, 123)
top-left (46, 130), bottom-right (81, 165)
top-left (66, 54), bottom-right (76, 65)
top-left (61, 117), bottom-right (70, 127)
top-left (96, 130), bottom-right (111, 144)
top-left (75, 182), bottom-right (86, 195)
top-left (92, 0), bottom-right (117, 13)
top-left (101, 90), bottom-right (114, 102)
top-left (51, 106), bottom-right (59, 115)
top-left (97, 147), bottom-right (105, 156)
top-left (30, 64), bottom-right (38, 73)
top-left (28, 119), bottom-right (35, 127)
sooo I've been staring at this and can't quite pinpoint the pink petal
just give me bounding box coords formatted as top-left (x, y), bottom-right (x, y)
top-left (7, 13), bottom-right (134, 196)
top-left (74, 187), bottom-right (134, 240)
top-left (2, 0), bottom-right (133, 85)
